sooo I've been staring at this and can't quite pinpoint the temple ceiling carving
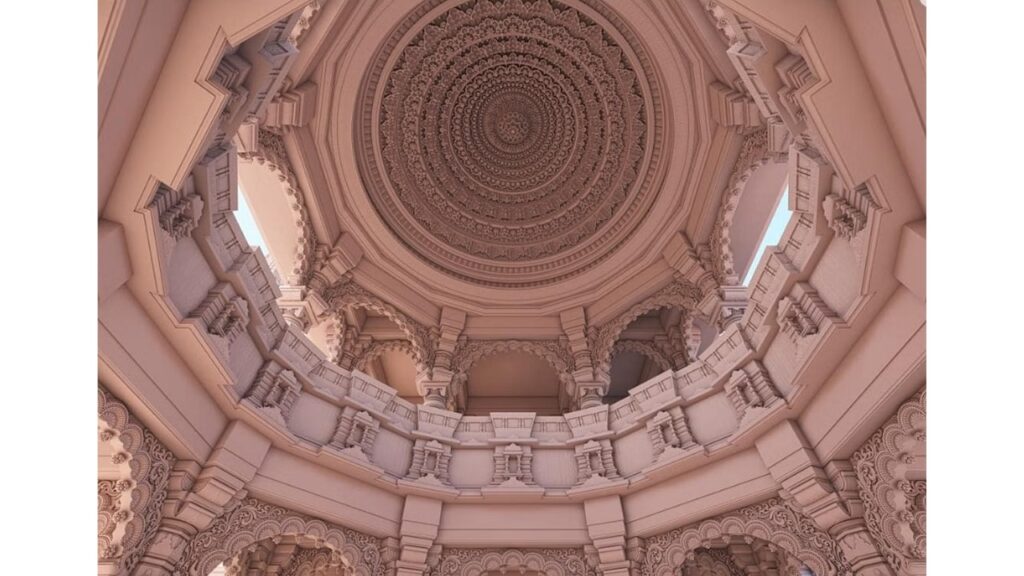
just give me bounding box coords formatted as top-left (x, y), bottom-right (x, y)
top-left (354, 0), bottom-right (664, 287)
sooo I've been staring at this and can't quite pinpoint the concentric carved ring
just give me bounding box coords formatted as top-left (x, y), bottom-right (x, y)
top-left (357, 0), bottom-right (664, 286)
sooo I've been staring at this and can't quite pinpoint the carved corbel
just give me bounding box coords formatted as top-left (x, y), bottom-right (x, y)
top-left (574, 439), bottom-right (619, 484)
top-left (150, 177), bottom-right (203, 259)
top-left (725, 361), bottom-right (781, 423)
top-left (646, 408), bottom-right (698, 458)
top-left (824, 179), bottom-right (882, 264)
top-left (329, 407), bottom-right (380, 459)
top-left (244, 361), bottom-right (301, 425)
top-left (708, 81), bottom-right (762, 131)
top-left (776, 283), bottom-right (844, 353)
top-left (407, 439), bottom-right (452, 484)
top-left (188, 283), bottom-right (250, 357)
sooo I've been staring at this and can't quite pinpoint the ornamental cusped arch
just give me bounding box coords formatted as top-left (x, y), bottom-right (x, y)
top-left (448, 338), bottom-right (578, 407)
top-left (177, 497), bottom-right (386, 576)
top-left (429, 548), bottom-right (595, 576)
top-left (97, 386), bottom-right (176, 576)
top-left (639, 498), bottom-right (851, 576)
top-left (588, 277), bottom-right (708, 375)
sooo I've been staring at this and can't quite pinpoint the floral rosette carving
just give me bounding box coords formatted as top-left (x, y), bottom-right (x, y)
top-left (357, 0), bottom-right (663, 286)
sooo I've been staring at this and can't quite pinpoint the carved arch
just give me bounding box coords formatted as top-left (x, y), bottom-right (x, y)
top-left (640, 498), bottom-right (851, 576)
top-left (430, 548), bottom-right (594, 576)
top-left (237, 127), bottom-right (318, 286)
top-left (612, 340), bottom-right (673, 372)
top-left (589, 278), bottom-right (706, 373)
top-left (451, 339), bottom-right (576, 391)
top-left (178, 497), bottom-right (385, 576)
top-left (322, 275), bottom-right (437, 369)
top-left (708, 127), bottom-right (788, 286)
top-left (851, 388), bottom-right (926, 575)
top-left (97, 386), bottom-right (176, 576)
top-left (354, 339), bottom-right (421, 372)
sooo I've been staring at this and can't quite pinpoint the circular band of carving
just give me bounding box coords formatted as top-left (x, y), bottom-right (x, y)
top-left (356, 0), bottom-right (664, 286)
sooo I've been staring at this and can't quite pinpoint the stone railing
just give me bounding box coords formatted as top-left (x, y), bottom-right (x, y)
top-left (144, 120), bottom-right (869, 497)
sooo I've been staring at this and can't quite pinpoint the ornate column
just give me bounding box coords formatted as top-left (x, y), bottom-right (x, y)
top-left (561, 307), bottom-right (609, 410)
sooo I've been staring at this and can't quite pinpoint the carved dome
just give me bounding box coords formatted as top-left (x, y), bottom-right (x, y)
top-left (356, 0), bottom-right (663, 286)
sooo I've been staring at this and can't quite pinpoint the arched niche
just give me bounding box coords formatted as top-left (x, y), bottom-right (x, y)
top-left (607, 306), bottom-right (715, 402)
top-left (464, 351), bottom-right (563, 415)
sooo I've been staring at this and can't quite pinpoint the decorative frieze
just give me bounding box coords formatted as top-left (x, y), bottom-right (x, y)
top-left (408, 439), bottom-right (452, 484)
top-left (725, 361), bottom-right (781, 422)
top-left (328, 407), bottom-right (380, 460)
top-left (244, 362), bottom-right (301, 425)
top-left (574, 439), bottom-right (620, 484)
top-left (188, 283), bottom-right (250, 355)
top-left (491, 443), bottom-right (535, 485)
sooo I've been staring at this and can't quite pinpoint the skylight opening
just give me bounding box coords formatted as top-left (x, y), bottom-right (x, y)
top-left (235, 183), bottom-right (269, 253)
top-left (742, 186), bottom-right (792, 286)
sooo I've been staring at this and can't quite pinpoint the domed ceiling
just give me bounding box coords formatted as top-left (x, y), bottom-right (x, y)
top-left (355, 0), bottom-right (664, 287)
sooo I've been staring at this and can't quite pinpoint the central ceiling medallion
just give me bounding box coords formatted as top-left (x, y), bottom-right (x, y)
top-left (357, 0), bottom-right (664, 286)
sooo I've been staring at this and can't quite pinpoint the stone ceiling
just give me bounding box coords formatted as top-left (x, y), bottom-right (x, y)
top-left (355, 0), bottom-right (663, 287)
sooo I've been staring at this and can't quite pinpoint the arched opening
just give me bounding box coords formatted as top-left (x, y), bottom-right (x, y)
top-left (679, 543), bottom-right (816, 576)
top-left (607, 307), bottom-right (713, 401)
top-left (360, 345), bottom-right (419, 404)
top-left (729, 161), bottom-right (789, 283)
top-left (237, 154), bottom-right (303, 284)
top-left (464, 351), bottom-right (563, 415)
top-left (208, 536), bottom-right (354, 576)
